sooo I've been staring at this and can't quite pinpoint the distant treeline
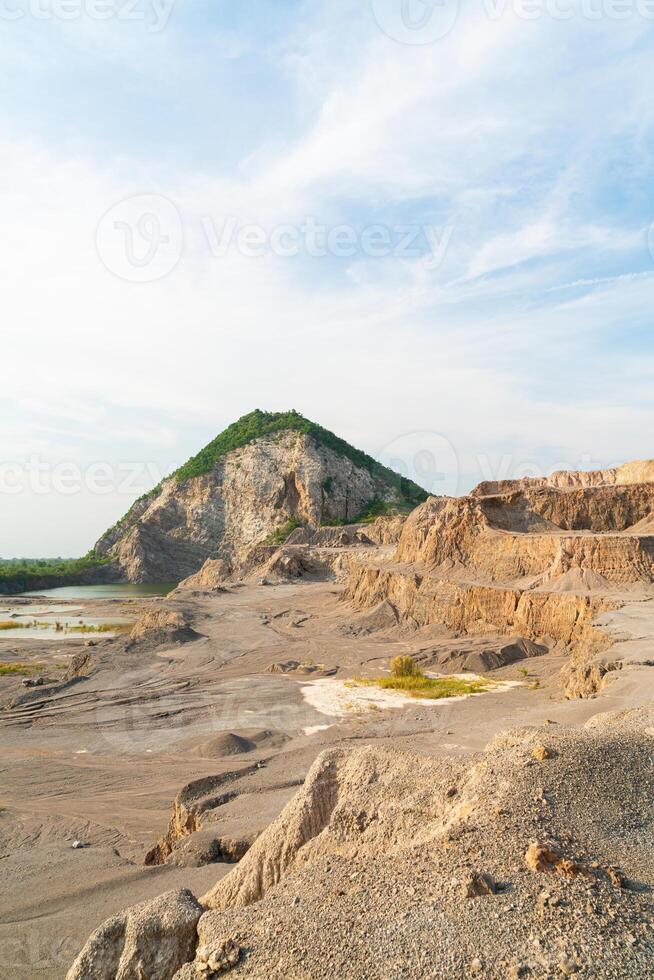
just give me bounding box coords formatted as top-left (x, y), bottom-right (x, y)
top-left (0, 554), bottom-right (110, 595)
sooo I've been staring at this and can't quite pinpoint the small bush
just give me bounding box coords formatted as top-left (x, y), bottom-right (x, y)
top-left (267, 516), bottom-right (302, 546)
top-left (391, 655), bottom-right (419, 678)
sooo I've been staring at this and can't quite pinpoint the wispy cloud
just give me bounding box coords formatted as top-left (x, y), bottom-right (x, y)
top-left (2, 2), bottom-right (654, 553)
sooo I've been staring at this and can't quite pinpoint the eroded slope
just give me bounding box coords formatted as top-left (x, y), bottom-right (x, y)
top-left (345, 463), bottom-right (654, 697)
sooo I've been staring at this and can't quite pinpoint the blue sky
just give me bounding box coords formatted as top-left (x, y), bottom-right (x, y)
top-left (2, 0), bottom-right (654, 555)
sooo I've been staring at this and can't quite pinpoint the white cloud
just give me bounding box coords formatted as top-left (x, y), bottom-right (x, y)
top-left (2, 5), bottom-right (654, 553)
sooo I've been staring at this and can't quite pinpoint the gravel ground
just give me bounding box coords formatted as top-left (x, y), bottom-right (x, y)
top-left (173, 707), bottom-right (654, 979)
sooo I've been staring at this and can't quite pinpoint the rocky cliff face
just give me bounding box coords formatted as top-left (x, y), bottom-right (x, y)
top-left (395, 485), bottom-right (654, 587)
top-left (344, 460), bottom-right (654, 697)
top-left (96, 417), bottom-right (424, 583)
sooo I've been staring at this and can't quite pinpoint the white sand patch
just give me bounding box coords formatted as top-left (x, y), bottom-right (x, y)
top-left (303, 724), bottom-right (333, 736)
top-left (301, 676), bottom-right (522, 718)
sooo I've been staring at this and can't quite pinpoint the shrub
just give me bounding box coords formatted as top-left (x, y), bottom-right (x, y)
top-left (390, 655), bottom-right (419, 678)
top-left (266, 516), bottom-right (302, 546)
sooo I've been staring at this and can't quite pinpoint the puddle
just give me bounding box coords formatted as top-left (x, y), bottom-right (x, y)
top-left (0, 614), bottom-right (132, 641)
top-left (1, 605), bottom-right (83, 619)
top-left (20, 583), bottom-right (177, 599)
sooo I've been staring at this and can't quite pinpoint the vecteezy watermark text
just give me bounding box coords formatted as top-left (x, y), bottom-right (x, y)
top-left (95, 193), bottom-right (455, 283)
top-left (201, 216), bottom-right (453, 265)
top-left (0, 0), bottom-right (176, 31)
top-left (371, 0), bottom-right (654, 45)
top-left (0, 457), bottom-right (171, 497)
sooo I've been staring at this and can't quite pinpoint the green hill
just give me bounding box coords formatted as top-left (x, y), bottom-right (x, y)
top-left (173, 410), bottom-right (427, 504)
top-left (97, 410), bottom-right (429, 552)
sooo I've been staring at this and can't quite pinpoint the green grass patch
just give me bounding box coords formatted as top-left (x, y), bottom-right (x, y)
top-left (0, 663), bottom-right (44, 676)
top-left (266, 516), bottom-right (303, 546)
top-left (0, 618), bottom-right (128, 635)
top-left (390, 655), bottom-right (420, 677)
top-left (346, 657), bottom-right (494, 700)
top-left (64, 623), bottom-right (128, 634)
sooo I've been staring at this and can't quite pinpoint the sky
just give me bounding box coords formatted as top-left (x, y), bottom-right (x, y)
top-left (2, 0), bottom-right (654, 556)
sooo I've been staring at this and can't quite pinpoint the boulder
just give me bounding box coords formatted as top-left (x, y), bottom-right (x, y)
top-left (66, 889), bottom-right (203, 980)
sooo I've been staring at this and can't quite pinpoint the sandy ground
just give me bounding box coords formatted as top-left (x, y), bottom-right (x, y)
top-left (1, 581), bottom-right (653, 978)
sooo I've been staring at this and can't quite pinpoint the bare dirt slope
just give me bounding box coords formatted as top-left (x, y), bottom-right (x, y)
top-left (3, 568), bottom-right (638, 979)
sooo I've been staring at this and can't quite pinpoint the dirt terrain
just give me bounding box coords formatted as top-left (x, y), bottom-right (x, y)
top-left (0, 579), bottom-right (585, 978)
top-left (2, 462), bottom-right (654, 978)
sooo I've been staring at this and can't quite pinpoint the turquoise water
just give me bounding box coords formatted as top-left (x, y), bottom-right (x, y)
top-left (21, 583), bottom-right (177, 599)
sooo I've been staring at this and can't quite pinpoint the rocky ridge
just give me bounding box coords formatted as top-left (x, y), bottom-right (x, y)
top-left (344, 462), bottom-right (654, 697)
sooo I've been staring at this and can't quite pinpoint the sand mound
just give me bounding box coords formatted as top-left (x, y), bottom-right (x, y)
top-left (196, 732), bottom-right (256, 758)
top-left (128, 608), bottom-right (201, 647)
top-left (428, 636), bottom-right (548, 673)
top-left (250, 729), bottom-right (292, 749)
top-left (337, 599), bottom-right (400, 636)
top-left (190, 716), bottom-right (654, 977)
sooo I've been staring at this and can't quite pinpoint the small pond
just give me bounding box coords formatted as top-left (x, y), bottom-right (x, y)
top-left (20, 583), bottom-right (177, 599)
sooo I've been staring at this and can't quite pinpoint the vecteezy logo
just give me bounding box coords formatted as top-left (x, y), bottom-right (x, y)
top-left (371, 0), bottom-right (459, 44)
top-left (377, 430), bottom-right (459, 497)
top-left (95, 194), bottom-right (183, 283)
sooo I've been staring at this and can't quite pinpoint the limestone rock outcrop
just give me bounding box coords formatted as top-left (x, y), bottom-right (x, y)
top-left (177, 559), bottom-right (231, 592)
top-left (95, 412), bottom-right (425, 583)
top-left (472, 458), bottom-right (654, 496)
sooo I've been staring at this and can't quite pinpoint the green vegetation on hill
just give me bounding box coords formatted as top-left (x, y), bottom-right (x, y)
top-left (0, 554), bottom-right (109, 595)
top-left (174, 410), bottom-right (428, 504)
top-left (98, 410), bottom-right (429, 550)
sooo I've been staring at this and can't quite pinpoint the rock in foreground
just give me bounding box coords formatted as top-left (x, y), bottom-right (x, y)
top-left (66, 889), bottom-right (203, 980)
